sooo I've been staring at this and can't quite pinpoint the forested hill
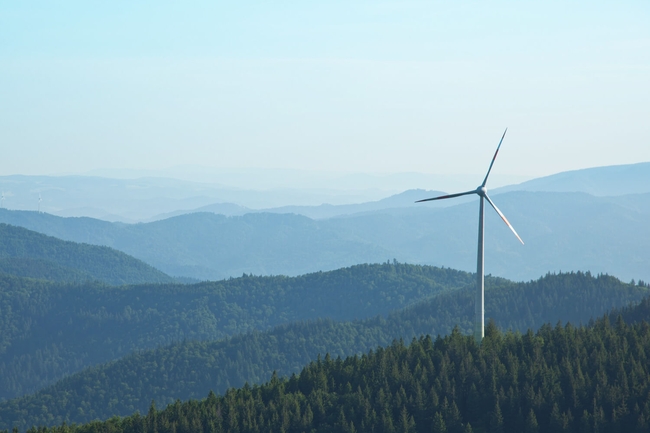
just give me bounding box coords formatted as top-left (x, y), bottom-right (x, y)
top-left (1, 272), bottom-right (647, 430)
top-left (610, 289), bottom-right (650, 324)
top-left (6, 287), bottom-right (650, 433)
top-left (0, 223), bottom-right (173, 285)
top-left (0, 263), bottom-right (474, 401)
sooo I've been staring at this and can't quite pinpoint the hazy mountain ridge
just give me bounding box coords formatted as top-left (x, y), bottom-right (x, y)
top-left (0, 175), bottom-right (391, 222)
top-left (148, 189), bottom-right (451, 223)
top-left (0, 210), bottom-right (396, 280)
top-left (146, 161), bottom-right (650, 220)
top-left (249, 189), bottom-right (449, 220)
top-left (0, 271), bottom-right (646, 430)
top-left (1, 161), bottom-right (647, 223)
top-left (144, 189), bottom-right (453, 222)
top-left (493, 161), bottom-right (650, 196)
top-left (1, 190), bottom-right (649, 282)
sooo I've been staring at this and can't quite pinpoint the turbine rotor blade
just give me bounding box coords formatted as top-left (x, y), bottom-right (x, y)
top-left (415, 190), bottom-right (476, 203)
top-left (481, 128), bottom-right (508, 187)
top-left (484, 194), bottom-right (524, 245)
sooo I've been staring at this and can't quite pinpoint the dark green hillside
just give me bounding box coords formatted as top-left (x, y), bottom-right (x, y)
top-left (0, 224), bottom-right (173, 285)
top-left (1, 272), bottom-right (646, 430)
top-left (0, 263), bottom-right (470, 401)
top-left (0, 257), bottom-right (94, 282)
top-left (610, 283), bottom-right (650, 324)
top-left (8, 302), bottom-right (650, 433)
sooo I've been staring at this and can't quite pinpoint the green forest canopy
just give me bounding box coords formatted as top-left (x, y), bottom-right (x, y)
top-left (0, 263), bottom-right (476, 400)
top-left (6, 300), bottom-right (650, 433)
top-left (0, 223), bottom-right (173, 285)
top-left (1, 271), bottom-right (647, 430)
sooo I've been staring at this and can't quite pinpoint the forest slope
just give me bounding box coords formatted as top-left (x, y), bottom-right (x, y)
top-left (1, 272), bottom-right (647, 429)
top-left (0, 263), bottom-right (472, 401)
top-left (0, 223), bottom-right (173, 285)
top-left (4, 282), bottom-right (650, 433)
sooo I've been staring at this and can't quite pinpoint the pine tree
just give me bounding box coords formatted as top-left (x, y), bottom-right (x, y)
top-left (381, 408), bottom-right (396, 433)
top-left (399, 406), bottom-right (415, 433)
top-left (146, 401), bottom-right (157, 433)
top-left (549, 403), bottom-right (563, 432)
top-left (489, 401), bottom-right (504, 433)
top-left (432, 412), bottom-right (447, 433)
top-left (524, 409), bottom-right (539, 433)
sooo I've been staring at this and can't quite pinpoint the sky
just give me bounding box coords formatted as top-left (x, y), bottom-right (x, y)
top-left (1, 1), bottom-right (649, 181)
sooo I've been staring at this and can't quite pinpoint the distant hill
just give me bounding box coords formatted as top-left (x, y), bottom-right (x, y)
top-left (147, 189), bottom-right (449, 221)
top-left (255, 189), bottom-right (449, 220)
top-left (0, 209), bottom-right (396, 279)
top-left (1, 190), bottom-right (649, 282)
top-left (0, 223), bottom-right (173, 285)
top-left (1, 163), bottom-right (647, 223)
top-left (494, 161), bottom-right (650, 196)
top-left (0, 174), bottom-right (390, 222)
top-left (147, 202), bottom-right (251, 221)
top-left (0, 271), bottom-right (646, 429)
top-left (0, 263), bottom-right (474, 401)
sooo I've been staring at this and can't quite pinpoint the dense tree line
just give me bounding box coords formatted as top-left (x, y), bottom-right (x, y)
top-left (0, 271), bottom-right (646, 430)
top-left (0, 223), bottom-right (173, 285)
top-left (0, 263), bottom-right (474, 400)
top-left (6, 304), bottom-right (650, 433)
top-left (611, 289), bottom-right (650, 324)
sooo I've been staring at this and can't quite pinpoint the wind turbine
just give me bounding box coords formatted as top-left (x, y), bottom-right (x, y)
top-left (1, 192), bottom-right (4, 209)
top-left (38, 194), bottom-right (42, 213)
top-left (416, 128), bottom-right (524, 344)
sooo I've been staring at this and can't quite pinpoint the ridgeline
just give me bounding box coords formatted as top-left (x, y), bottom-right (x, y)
top-left (0, 263), bottom-right (473, 401)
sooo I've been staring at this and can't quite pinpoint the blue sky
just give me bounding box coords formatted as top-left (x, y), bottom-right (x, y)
top-left (1, 1), bottom-right (649, 179)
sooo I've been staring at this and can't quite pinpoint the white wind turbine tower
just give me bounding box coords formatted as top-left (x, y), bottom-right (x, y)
top-left (38, 194), bottom-right (42, 213)
top-left (416, 129), bottom-right (524, 344)
top-left (1, 192), bottom-right (4, 209)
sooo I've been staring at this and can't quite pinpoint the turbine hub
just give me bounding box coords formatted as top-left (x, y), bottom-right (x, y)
top-left (476, 186), bottom-right (487, 196)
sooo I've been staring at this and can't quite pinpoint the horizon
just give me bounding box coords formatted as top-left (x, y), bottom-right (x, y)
top-left (1, 159), bottom-right (649, 223)
top-left (1, 157), bottom-right (649, 186)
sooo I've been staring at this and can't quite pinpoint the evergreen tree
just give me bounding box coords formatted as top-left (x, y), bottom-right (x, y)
top-left (432, 412), bottom-right (447, 433)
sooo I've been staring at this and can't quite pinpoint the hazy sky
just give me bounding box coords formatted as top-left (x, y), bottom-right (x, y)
top-left (1, 1), bottom-right (649, 179)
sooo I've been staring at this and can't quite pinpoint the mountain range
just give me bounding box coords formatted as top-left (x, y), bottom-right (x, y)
top-left (0, 189), bottom-right (649, 282)
top-left (2, 161), bottom-right (648, 223)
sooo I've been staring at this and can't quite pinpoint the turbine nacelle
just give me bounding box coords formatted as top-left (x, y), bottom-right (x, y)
top-left (415, 128), bottom-right (522, 245)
